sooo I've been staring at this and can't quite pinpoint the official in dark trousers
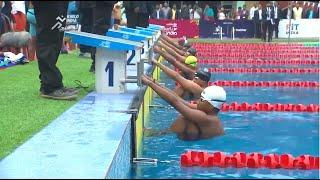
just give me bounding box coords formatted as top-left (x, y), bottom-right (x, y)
top-left (273, 2), bottom-right (281, 38)
top-left (253, 4), bottom-right (263, 39)
top-left (124, 1), bottom-right (154, 28)
top-left (34, 1), bottom-right (79, 100)
top-left (89, 1), bottom-right (116, 72)
top-left (78, 1), bottom-right (93, 56)
top-left (262, 3), bottom-right (274, 42)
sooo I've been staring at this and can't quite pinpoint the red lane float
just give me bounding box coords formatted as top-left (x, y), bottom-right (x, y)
top-left (198, 59), bottom-right (320, 65)
top-left (180, 151), bottom-right (320, 170)
top-left (208, 68), bottom-right (320, 74)
top-left (189, 101), bottom-right (320, 113)
top-left (221, 102), bottom-right (319, 112)
top-left (209, 81), bottom-right (320, 88)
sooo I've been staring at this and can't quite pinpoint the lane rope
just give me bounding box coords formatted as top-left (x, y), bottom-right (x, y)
top-left (180, 151), bottom-right (320, 170)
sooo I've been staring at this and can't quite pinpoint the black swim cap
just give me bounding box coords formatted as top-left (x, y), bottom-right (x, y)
top-left (187, 47), bottom-right (197, 56)
top-left (194, 69), bottom-right (211, 82)
top-left (183, 42), bottom-right (191, 48)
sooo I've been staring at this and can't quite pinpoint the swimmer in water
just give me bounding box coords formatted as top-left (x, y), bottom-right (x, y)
top-left (151, 59), bottom-right (211, 100)
top-left (141, 75), bottom-right (226, 141)
top-left (153, 45), bottom-right (197, 80)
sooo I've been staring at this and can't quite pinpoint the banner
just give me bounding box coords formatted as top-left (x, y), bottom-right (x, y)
top-left (233, 20), bottom-right (254, 38)
top-left (279, 19), bottom-right (320, 38)
top-left (149, 19), bottom-right (199, 38)
top-left (65, 14), bottom-right (80, 31)
top-left (199, 19), bottom-right (254, 38)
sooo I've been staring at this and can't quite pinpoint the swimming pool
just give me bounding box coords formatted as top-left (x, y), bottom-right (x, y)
top-left (129, 46), bottom-right (319, 179)
top-left (129, 74), bottom-right (319, 179)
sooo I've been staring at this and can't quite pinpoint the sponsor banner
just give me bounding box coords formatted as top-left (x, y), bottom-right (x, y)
top-left (149, 19), bottom-right (199, 38)
top-left (279, 19), bottom-right (320, 38)
top-left (199, 19), bottom-right (254, 38)
top-left (66, 14), bottom-right (80, 31)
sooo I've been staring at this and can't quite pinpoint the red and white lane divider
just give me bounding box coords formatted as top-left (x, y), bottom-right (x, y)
top-left (180, 151), bottom-right (320, 170)
top-left (189, 101), bottom-right (319, 113)
top-left (198, 59), bottom-right (319, 65)
top-left (209, 81), bottom-right (319, 88)
top-left (208, 68), bottom-right (320, 74)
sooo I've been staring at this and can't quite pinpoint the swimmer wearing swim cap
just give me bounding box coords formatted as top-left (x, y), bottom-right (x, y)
top-left (151, 59), bottom-right (211, 100)
top-left (141, 75), bottom-right (225, 141)
top-left (153, 45), bottom-right (196, 80)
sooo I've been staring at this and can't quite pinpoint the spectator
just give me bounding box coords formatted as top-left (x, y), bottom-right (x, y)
top-left (112, 2), bottom-right (122, 30)
top-left (281, 2), bottom-right (294, 19)
top-left (1, 1), bottom-right (13, 23)
top-left (305, 3), bottom-right (314, 19)
top-left (302, 1), bottom-right (308, 18)
top-left (226, 8), bottom-right (235, 20)
top-left (26, 1), bottom-right (36, 60)
top-left (253, 4), bottom-right (263, 39)
top-left (273, 2), bottom-right (281, 39)
top-left (293, 2), bottom-right (303, 19)
top-left (151, 4), bottom-right (164, 19)
top-left (262, 3), bottom-right (275, 42)
top-left (315, 3), bottom-right (320, 18)
top-left (241, 4), bottom-right (249, 19)
top-left (188, 4), bottom-right (193, 19)
top-left (11, 1), bottom-right (27, 57)
top-left (217, 7), bottom-right (226, 20)
top-left (124, 1), bottom-right (154, 28)
top-left (161, 2), bottom-right (171, 19)
top-left (203, 4), bottom-right (214, 20)
top-left (179, 4), bottom-right (189, 20)
top-left (249, 3), bottom-right (258, 20)
top-left (0, 1), bottom-right (12, 38)
top-left (11, 1), bottom-right (26, 31)
top-left (193, 4), bottom-right (202, 20)
top-left (236, 7), bottom-right (242, 19)
top-left (170, 4), bottom-right (179, 20)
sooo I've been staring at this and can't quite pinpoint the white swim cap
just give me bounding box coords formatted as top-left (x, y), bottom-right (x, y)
top-left (201, 85), bottom-right (226, 110)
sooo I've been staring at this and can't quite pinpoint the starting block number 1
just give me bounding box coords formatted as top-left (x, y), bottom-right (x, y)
top-left (105, 61), bottom-right (114, 87)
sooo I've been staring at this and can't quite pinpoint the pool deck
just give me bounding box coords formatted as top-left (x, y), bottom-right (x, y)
top-left (0, 64), bottom-right (152, 179)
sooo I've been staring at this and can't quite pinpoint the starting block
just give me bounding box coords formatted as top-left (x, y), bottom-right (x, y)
top-left (149, 24), bottom-right (165, 30)
top-left (118, 26), bottom-right (157, 43)
top-left (65, 31), bottom-right (143, 94)
top-left (106, 29), bottom-right (152, 62)
top-left (136, 26), bottom-right (161, 39)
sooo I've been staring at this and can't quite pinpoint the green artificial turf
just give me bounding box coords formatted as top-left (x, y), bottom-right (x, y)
top-left (0, 52), bottom-right (94, 159)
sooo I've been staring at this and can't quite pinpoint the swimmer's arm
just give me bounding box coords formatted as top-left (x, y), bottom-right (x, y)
top-left (174, 100), bottom-right (220, 125)
top-left (152, 59), bottom-right (190, 83)
top-left (154, 47), bottom-right (195, 76)
top-left (159, 40), bottom-right (185, 56)
top-left (158, 41), bottom-right (185, 63)
top-left (142, 75), bottom-right (202, 117)
top-left (160, 33), bottom-right (184, 50)
top-left (153, 59), bottom-right (202, 96)
top-left (141, 75), bottom-right (190, 108)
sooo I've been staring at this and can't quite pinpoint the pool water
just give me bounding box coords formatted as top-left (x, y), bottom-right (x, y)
top-left (129, 59), bottom-right (319, 179)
